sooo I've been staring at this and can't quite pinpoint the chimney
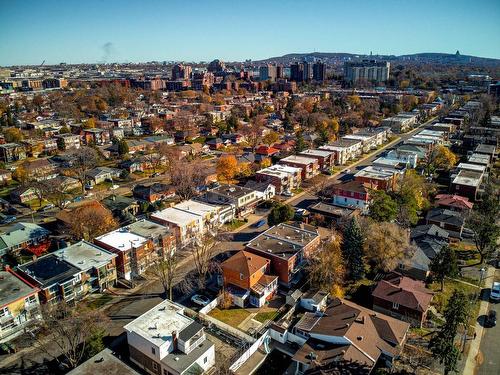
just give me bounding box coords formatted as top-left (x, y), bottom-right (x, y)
top-left (172, 330), bottom-right (178, 351)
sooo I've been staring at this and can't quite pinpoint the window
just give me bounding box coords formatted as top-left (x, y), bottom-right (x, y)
top-left (204, 357), bottom-right (207, 364)
top-left (0, 306), bottom-right (9, 317)
top-left (25, 295), bottom-right (36, 304)
top-left (151, 347), bottom-right (156, 355)
top-left (392, 302), bottom-right (400, 310)
top-left (152, 363), bottom-right (158, 370)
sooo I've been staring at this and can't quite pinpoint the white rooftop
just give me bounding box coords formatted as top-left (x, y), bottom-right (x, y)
top-left (300, 149), bottom-right (333, 158)
top-left (453, 171), bottom-right (482, 187)
top-left (124, 299), bottom-right (192, 348)
top-left (457, 163), bottom-right (486, 173)
top-left (54, 241), bottom-right (116, 270)
top-left (355, 165), bottom-right (396, 179)
top-left (151, 207), bottom-right (202, 227)
top-left (96, 228), bottom-right (148, 252)
top-left (343, 134), bottom-right (372, 141)
top-left (258, 164), bottom-right (302, 178)
top-left (174, 200), bottom-right (220, 218)
top-left (280, 155), bottom-right (318, 165)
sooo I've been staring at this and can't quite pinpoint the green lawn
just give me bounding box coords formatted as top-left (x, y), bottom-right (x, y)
top-left (224, 219), bottom-right (246, 231)
top-left (254, 310), bottom-right (280, 323)
top-left (208, 307), bottom-right (251, 327)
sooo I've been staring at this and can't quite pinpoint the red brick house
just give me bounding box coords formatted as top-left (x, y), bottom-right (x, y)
top-left (221, 250), bottom-right (277, 307)
top-left (372, 273), bottom-right (434, 327)
top-left (327, 180), bottom-right (372, 211)
top-left (245, 223), bottom-right (320, 286)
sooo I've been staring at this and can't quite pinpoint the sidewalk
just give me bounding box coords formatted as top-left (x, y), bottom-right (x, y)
top-left (463, 265), bottom-right (496, 375)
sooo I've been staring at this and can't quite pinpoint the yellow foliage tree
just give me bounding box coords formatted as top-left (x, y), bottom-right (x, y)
top-left (347, 95), bottom-right (361, 108)
top-left (216, 155), bottom-right (238, 183)
top-left (262, 131), bottom-right (279, 146)
top-left (82, 118), bottom-right (96, 129)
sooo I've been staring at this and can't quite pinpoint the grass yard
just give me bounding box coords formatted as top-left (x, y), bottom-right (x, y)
top-left (254, 310), bottom-right (280, 323)
top-left (208, 307), bottom-right (251, 327)
top-left (452, 242), bottom-right (480, 266)
top-left (86, 294), bottom-right (113, 309)
top-left (224, 219), bottom-right (246, 231)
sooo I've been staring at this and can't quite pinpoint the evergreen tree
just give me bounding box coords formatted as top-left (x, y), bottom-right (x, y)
top-left (268, 203), bottom-right (294, 226)
top-left (429, 289), bottom-right (469, 375)
top-left (369, 190), bottom-right (398, 222)
top-left (341, 217), bottom-right (365, 280)
top-left (294, 132), bottom-right (307, 153)
top-left (117, 139), bottom-right (129, 155)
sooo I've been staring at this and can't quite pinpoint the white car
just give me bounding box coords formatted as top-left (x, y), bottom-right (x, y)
top-left (191, 294), bottom-right (210, 307)
top-left (110, 184), bottom-right (120, 190)
top-left (282, 191), bottom-right (293, 197)
top-left (491, 282), bottom-right (500, 301)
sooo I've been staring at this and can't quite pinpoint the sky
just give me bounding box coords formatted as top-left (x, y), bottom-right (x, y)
top-left (1, 0), bottom-right (500, 66)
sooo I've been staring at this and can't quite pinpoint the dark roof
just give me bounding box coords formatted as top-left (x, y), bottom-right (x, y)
top-left (178, 321), bottom-right (204, 342)
top-left (18, 254), bottom-right (80, 288)
top-left (426, 208), bottom-right (464, 227)
top-left (410, 224), bottom-right (449, 241)
top-left (133, 183), bottom-right (171, 196)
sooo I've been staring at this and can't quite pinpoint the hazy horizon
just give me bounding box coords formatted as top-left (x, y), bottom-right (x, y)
top-left (1, 0), bottom-right (500, 66)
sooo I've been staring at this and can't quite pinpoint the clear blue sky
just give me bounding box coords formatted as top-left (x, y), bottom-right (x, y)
top-left (1, 0), bottom-right (499, 66)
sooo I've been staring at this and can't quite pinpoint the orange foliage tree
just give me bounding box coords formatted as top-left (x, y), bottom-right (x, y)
top-left (65, 201), bottom-right (117, 240)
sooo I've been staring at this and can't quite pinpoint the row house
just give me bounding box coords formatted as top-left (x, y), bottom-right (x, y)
top-left (246, 223), bottom-right (320, 287)
top-left (0, 222), bottom-right (51, 260)
top-left (327, 180), bottom-right (372, 212)
top-left (279, 155), bottom-right (320, 180)
top-left (133, 183), bottom-right (175, 203)
top-left (354, 165), bottom-right (400, 191)
top-left (450, 170), bottom-right (484, 201)
top-left (17, 254), bottom-right (85, 304)
top-left (0, 267), bottom-right (41, 342)
top-left (151, 207), bottom-right (205, 248)
top-left (319, 139), bottom-right (362, 165)
top-left (125, 220), bottom-right (176, 258)
top-left (53, 241), bottom-right (118, 293)
top-left (201, 184), bottom-right (258, 218)
top-left (94, 227), bottom-right (155, 281)
top-left (124, 300), bottom-right (215, 375)
top-left (255, 164), bottom-right (302, 194)
top-left (22, 158), bottom-right (58, 181)
top-left (299, 149), bottom-right (335, 171)
top-left (221, 250), bottom-right (278, 308)
top-left (81, 128), bottom-right (111, 145)
top-left (55, 133), bottom-right (81, 150)
top-left (0, 143), bottom-right (26, 163)
top-left (381, 112), bottom-right (418, 133)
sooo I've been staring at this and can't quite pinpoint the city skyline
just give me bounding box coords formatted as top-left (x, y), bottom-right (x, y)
top-left (1, 0), bottom-right (500, 66)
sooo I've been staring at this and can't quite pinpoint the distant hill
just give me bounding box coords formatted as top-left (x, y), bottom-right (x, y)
top-left (255, 52), bottom-right (500, 66)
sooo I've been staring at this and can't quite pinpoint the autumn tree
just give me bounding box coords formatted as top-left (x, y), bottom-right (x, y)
top-left (65, 201), bottom-right (117, 240)
top-left (242, 115), bottom-right (265, 151)
top-left (424, 145), bottom-right (458, 177)
top-left (429, 246), bottom-right (459, 291)
top-left (32, 94), bottom-right (44, 111)
top-left (66, 146), bottom-right (100, 193)
top-left (395, 170), bottom-right (432, 227)
top-left (307, 235), bottom-right (346, 297)
top-left (116, 139), bottom-right (129, 155)
top-left (429, 290), bottom-right (469, 375)
top-left (341, 216), bottom-right (365, 281)
top-left (268, 203), bottom-right (294, 226)
top-left (82, 117), bottom-right (96, 129)
top-left (363, 221), bottom-right (412, 273)
top-left (216, 154), bottom-right (238, 183)
top-left (35, 302), bottom-right (109, 369)
top-left (170, 161), bottom-right (208, 201)
top-left (262, 131), bottom-right (279, 146)
top-left (4, 127), bottom-right (24, 143)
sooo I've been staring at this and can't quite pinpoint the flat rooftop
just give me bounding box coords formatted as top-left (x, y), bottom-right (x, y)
top-left (124, 299), bottom-right (192, 348)
top-left (457, 163), bottom-right (486, 173)
top-left (0, 270), bottom-right (37, 307)
top-left (95, 228), bottom-right (148, 252)
top-left (210, 184), bottom-right (254, 199)
top-left (300, 149), bottom-right (333, 158)
top-left (174, 199), bottom-right (220, 217)
top-left (257, 164), bottom-right (302, 177)
top-left (126, 219), bottom-right (171, 238)
top-left (452, 170), bottom-right (483, 187)
top-left (280, 155), bottom-right (318, 165)
top-left (67, 348), bottom-right (141, 375)
top-left (467, 153), bottom-right (490, 165)
top-left (355, 166), bottom-right (396, 180)
top-left (151, 207), bottom-right (201, 226)
top-left (54, 241), bottom-right (117, 271)
top-left (18, 254), bottom-right (80, 288)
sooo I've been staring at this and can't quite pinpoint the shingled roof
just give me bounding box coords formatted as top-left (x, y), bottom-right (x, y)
top-left (221, 250), bottom-right (269, 279)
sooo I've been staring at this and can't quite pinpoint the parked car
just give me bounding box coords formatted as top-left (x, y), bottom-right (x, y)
top-left (1, 215), bottom-right (16, 224)
top-left (282, 191), bottom-right (293, 197)
top-left (85, 183), bottom-right (93, 190)
top-left (490, 282), bottom-right (500, 302)
top-left (191, 294), bottom-right (210, 307)
top-left (485, 310), bottom-right (497, 328)
top-left (343, 169), bottom-right (351, 173)
top-left (253, 219), bottom-right (267, 228)
top-left (73, 196), bottom-right (83, 202)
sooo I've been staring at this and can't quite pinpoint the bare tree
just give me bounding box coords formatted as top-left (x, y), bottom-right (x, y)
top-left (171, 161), bottom-right (208, 201)
top-left (189, 232), bottom-right (220, 288)
top-left (34, 301), bottom-right (108, 369)
top-left (149, 251), bottom-right (181, 300)
top-left (67, 146), bottom-right (100, 193)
